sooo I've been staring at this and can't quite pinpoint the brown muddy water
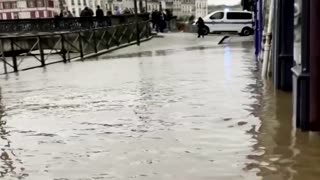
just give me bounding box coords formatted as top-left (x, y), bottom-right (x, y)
top-left (0, 33), bottom-right (320, 180)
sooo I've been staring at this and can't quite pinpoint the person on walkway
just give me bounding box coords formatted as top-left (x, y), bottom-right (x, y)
top-left (88, 7), bottom-right (94, 17)
top-left (115, 6), bottom-right (121, 15)
top-left (80, 7), bottom-right (94, 28)
top-left (96, 5), bottom-right (104, 27)
top-left (67, 10), bottom-right (73, 17)
top-left (106, 10), bottom-right (112, 26)
top-left (196, 17), bottom-right (205, 38)
top-left (80, 7), bottom-right (88, 17)
top-left (151, 10), bottom-right (157, 30)
top-left (96, 6), bottom-right (104, 18)
top-left (158, 11), bottom-right (166, 33)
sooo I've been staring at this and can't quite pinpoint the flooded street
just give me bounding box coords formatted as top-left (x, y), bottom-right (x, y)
top-left (1, 33), bottom-right (320, 180)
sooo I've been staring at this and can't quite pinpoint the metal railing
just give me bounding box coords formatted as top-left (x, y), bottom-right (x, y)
top-left (0, 14), bottom-right (149, 34)
top-left (0, 21), bottom-right (151, 74)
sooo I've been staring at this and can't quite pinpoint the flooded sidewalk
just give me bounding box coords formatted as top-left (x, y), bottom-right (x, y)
top-left (0, 33), bottom-right (320, 180)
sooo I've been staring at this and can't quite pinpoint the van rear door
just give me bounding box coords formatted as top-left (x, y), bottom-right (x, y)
top-left (225, 12), bottom-right (253, 32)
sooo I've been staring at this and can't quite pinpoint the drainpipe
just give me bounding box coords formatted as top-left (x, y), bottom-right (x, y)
top-left (262, 0), bottom-right (274, 78)
top-left (254, 0), bottom-right (259, 58)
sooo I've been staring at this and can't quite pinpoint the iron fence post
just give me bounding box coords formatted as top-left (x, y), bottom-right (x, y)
top-left (78, 32), bottom-right (84, 59)
top-left (93, 30), bottom-right (98, 53)
top-left (60, 34), bottom-right (67, 63)
top-left (134, 0), bottom-right (141, 46)
top-left (38, 36), bottom-right (45, 67)
top-left (10, 38), bottom-right (18, 72)
top-left (0, 39), bottom-right (7, 74)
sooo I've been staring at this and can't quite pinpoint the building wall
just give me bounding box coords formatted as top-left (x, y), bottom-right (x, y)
top-left (0, 0), bottom-right (61, 20)
top-left (0, 0), bottom-right (207, 19)
top-left (195, 0), bottom-right (207, 18)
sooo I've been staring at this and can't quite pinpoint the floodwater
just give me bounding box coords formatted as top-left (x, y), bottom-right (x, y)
top-left (0, 33), bottom-right (320, 180)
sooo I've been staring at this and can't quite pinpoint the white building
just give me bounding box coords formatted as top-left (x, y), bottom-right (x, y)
top-left (66, 0), bottom-right (103, 17)
top-left (195, 0), bottom-right (207, 18)
top-left (0, 0), bottom-right (62, 20)
top-left (181, 0), bottom-right (195, 17)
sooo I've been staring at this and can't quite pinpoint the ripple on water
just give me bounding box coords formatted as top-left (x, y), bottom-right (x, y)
top-left (2, 35), bottom-right (320, 180)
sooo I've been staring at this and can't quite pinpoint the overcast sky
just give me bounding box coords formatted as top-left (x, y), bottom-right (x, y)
top-left (208, 0), bottom-right (241, 5)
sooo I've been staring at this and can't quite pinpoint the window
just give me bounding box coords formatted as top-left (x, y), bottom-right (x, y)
top-left (28, 1), bottom-right (35, 8)
top-left (72, 0), bottom-right (75, 5)
top-left (227, 12), bottom-right (252, 20)
top-left (210, 12), bottom-right (224, 20)
top-left (72, 8), bottom-right (76, 16)
top-left (3, 2), bottom-right (11, 9)
top-left (37, 0), bottom-right (44, 7)
top-left (39, 11), bottom-right (44, 18)
top-left (48, 1), bottom-right (54, 8)
top-left (78, 0), bottom-right (81, 6)
top-left (13, 12), bottom-right (19, 19)
top-left (48, 11), bottom-right (53, 18)
top-left (6, 12), bottom-right (12, 19)
top-left (83, 0), bottom-right (87, 6)
top-left (12, 2), bottom-right (17, 9)
top-left (30, 11), bottom-right (36, 18)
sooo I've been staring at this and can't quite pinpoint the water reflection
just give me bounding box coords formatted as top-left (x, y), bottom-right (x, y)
top-left (0, 33), bottom-right (320, 179)
top-left (0, 89), bottom-right (26, 178)
top-left (245, 75), bottom-right (320, 179)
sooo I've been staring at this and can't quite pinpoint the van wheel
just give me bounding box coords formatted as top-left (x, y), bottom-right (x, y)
top-left (203, 26), bottom-right (210, 35)
top-left (241, 27), bottom-right (253, 36)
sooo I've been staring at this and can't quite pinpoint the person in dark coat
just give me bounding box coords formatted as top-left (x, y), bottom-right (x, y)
top-left (96, 5), bottom-right (104, 18)
top-left (80, 7), bottom-right (88, 17)
top-left (96, 6), bottom-right (104, 27)
top-left (80, 7), bottom-right (94, 28)
top-left (158, 12), bottom-right (167, 33)
top-left (151, 10), bottom-right (157, 30)
top-left (106, 10), bottom-right (112, 26)
top-left (196, 17), bottom-right (206, 38)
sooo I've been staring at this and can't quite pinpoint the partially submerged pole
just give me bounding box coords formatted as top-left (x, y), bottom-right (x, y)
top-left (134, 0), bottom-right (140, 46)
top-left (262, 0), bottom-right (274, 78)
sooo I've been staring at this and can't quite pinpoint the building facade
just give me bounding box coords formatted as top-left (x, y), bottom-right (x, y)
top-left (0, 0), bottom-right (208, 19)
top-left (66, 0), bottom-right (105, 17)
top-left (0, 0), bottom-right (62, 20)
top-left (195, 0), bottom-right (207, 18)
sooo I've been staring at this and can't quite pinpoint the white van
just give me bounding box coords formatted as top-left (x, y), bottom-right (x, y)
top-left (201, 10), bottom-right (254, 36)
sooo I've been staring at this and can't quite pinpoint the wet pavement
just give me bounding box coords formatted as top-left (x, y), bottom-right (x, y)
top-left (0, 33), bottom-right (320, 180)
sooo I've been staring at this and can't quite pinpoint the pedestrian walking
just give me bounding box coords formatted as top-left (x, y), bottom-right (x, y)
top-left (196, 17), bottom-right (205, 38)
top-left (106, 10), bottom-right (112, 26)
top-left (96, 5), bottom-right (104, 27)
top-left (80, 7), bottom-right (94, 28)
top-left (96, 5), bottom-right (104, 18)
top-left (67, 10), bottom-right (73, 17)
top-left (151, 10), bottom-right (157, 30)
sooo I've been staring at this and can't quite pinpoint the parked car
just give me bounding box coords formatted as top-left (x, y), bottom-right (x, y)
top-left (200, 10), bottom-right (254, 36)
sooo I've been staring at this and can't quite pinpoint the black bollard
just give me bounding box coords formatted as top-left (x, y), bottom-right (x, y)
top-left (274, 0), bottom-right (295, 91)
top-left (309, 0), bottom-right (320, 131)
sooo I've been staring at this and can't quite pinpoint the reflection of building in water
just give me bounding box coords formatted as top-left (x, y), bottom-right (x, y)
top-left (243, 64), bottom-right (320, 180)
top-left (0, 90), bottom-right (26, 178)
